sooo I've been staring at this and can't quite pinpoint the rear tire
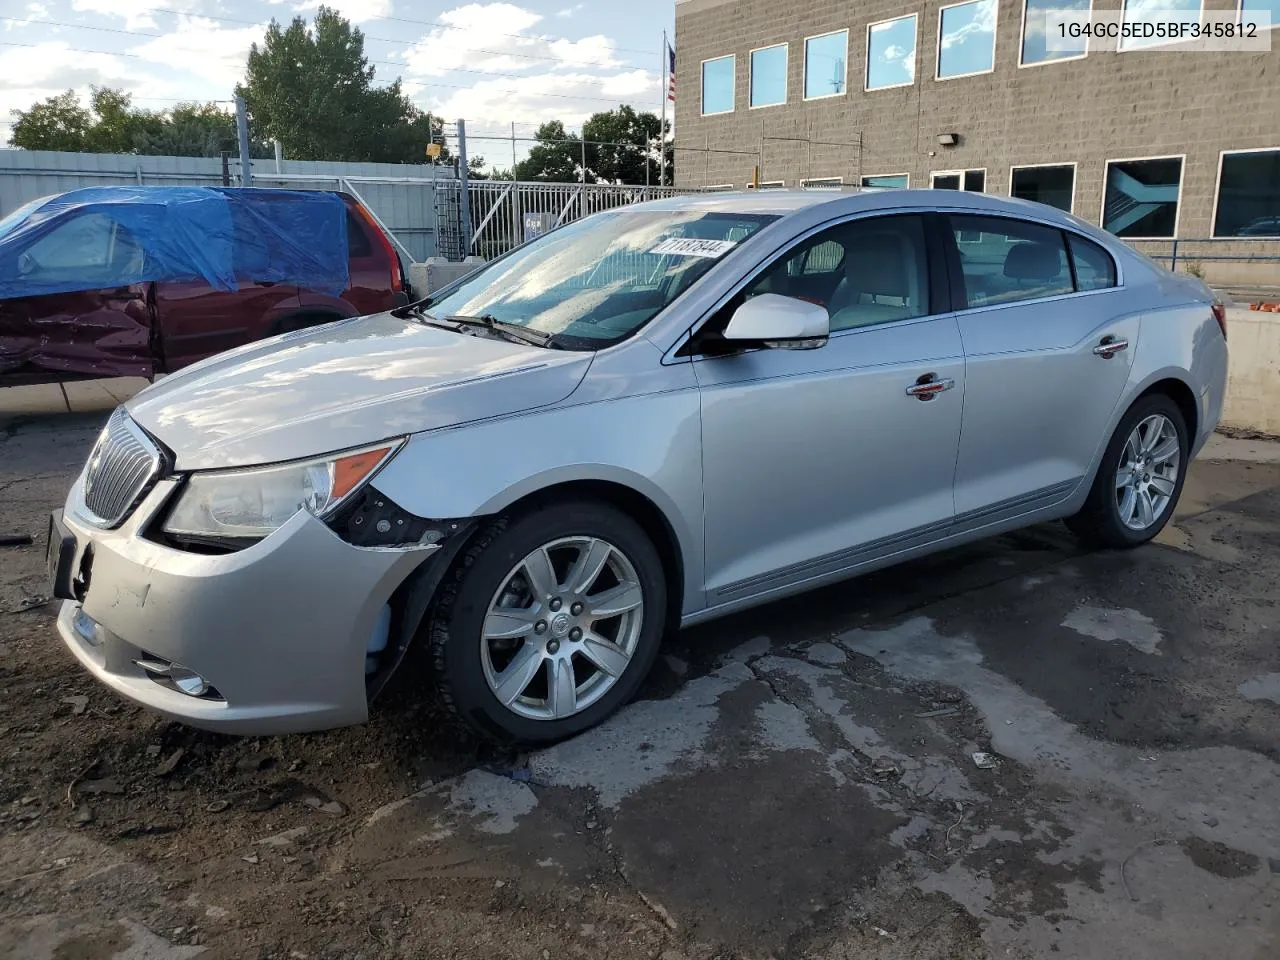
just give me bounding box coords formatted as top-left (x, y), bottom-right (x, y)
top-left (428, 501), bottom-right (667, 745)
top-left (1065, 393), bottom-right (1188, 549)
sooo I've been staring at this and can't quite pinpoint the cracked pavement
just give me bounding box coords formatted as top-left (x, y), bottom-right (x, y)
top-left (1, 408), bottom-right (1278, 959)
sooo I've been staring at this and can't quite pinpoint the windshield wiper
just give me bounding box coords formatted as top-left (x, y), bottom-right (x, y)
top-left (443, 314), bottom-right (558, 349)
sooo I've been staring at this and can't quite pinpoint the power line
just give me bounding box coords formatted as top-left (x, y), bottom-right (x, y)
top-left (0, 38), bottom-right (658, 106)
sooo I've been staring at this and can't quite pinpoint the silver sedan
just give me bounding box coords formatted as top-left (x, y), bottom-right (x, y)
top-left (50, 189), bottom-right (1228, 744)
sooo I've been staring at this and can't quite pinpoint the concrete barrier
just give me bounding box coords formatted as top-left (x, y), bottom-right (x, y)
top-left (1222, 307), bottom-right (1280, 437)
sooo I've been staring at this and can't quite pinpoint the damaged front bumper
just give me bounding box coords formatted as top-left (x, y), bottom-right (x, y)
top-left (55, 476), bottom-right (439, 735)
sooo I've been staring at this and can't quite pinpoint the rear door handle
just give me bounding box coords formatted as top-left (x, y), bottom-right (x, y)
top-left (906, 373), bottom-right (955, 400)
top-left (1093, 335), bottom-right (1129, 358)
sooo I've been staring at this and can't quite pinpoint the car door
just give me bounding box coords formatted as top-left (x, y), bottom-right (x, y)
top-left (155, 279), bottom-right (301, 372)
top-left (943, 213), bottom-right (1135, 522)
top-left (691, 212), bottom-right (965, 607)
top-left (0, 211), bottom-right (155, 382)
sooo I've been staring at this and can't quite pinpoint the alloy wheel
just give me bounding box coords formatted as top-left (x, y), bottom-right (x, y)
top-left (480, 536), bottom-right (645, 721)
top-left (1115, 413), bottom-right (1180, 531)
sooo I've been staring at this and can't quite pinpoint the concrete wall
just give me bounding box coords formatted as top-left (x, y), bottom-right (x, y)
top-left (1223, 308), bottom-right (1280, 436)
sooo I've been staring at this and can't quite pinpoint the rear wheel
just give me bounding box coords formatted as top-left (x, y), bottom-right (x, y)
top-left (428, 501), bottom-right (666, 744)
top-left (1065, 393), bottom-right (1188, 548)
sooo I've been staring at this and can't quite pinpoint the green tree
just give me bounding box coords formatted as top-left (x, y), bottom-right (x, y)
top-left (511, 108), bottom-right (671, 184)
top-left (133, 103), bottom-right (272, 159)
top-left (9, 90), bottom-right (92, 152)
top-left (237, 6), bottom-right (442, 164)
top-left (84, 88), bottom-right (165, 154)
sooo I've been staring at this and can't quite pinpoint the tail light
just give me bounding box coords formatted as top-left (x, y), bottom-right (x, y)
top-left (1211, 302), bottom-right (1227, 341)
top-left (352, 201), bottom-right (404, 293)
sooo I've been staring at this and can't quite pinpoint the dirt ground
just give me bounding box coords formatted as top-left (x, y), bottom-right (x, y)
top-left (1, 409), bottom-right (1278, 960)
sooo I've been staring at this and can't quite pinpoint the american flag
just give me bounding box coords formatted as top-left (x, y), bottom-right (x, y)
top-left (666, 43), bottom-right (676, 102)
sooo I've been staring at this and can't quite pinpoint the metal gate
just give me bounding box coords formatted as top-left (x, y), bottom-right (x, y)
top-left (438, 181), bottom-right (705, 261)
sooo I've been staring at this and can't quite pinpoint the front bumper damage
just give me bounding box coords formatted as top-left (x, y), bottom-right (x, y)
top-left (56, 476), bottom-right (440, 735)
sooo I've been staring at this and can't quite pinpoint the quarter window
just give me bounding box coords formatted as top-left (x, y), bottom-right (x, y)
top-left (1020, 0), bottom-right (1090, 64)
top-left (744, 215), bottom-right (931, 331)
top-left (1213, 149), bottom-right (1280, 238)
top-left (1069, 235), bottom-right (1117, 290)
top-left (866, 15), bottom-right (918, 90)
top-left (1103, 157), bottom-right (1183, 239)
top-left (804, 30), bottom-right (848, 98)
top-left (1010, 164), bottom-right (1075, 212)
top-left (701, 55), bottom-right (735, 115)
top-left (937, 0), bottom-right (997, 78)
top-left (17, 212), bottom-right (144, 281)
top-left (750, 44), bottom-right (788, 107)
top-left (949, 215), bottom-right (1074, 307)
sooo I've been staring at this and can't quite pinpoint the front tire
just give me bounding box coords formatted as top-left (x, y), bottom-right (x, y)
top-left (428, 501), bottom-right (667, 744)
top-left (1065, 393), bottom-right (1188, 549)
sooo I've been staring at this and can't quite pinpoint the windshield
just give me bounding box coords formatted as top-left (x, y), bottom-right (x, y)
top-left (427, 208), bottom-right (777, 348)
top-left (0, 197), bottom-right (49, 242)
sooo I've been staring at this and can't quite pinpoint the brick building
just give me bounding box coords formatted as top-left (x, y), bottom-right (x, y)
top-left (672, 0), bottom-right (1280, 272)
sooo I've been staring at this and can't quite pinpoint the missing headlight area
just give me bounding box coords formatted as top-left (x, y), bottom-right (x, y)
top-left (327, 487), bottom-right (465, 548)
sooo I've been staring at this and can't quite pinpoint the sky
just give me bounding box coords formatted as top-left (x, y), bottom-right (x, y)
top-left (0, 0), bottom-right (677, 165)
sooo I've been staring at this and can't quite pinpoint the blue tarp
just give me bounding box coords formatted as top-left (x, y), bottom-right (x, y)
top-left (0, 186), bottom-right (350, 299)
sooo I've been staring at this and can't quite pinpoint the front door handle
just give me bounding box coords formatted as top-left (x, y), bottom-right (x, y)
top-left (1093, 335), bottom-right (1129, 358)
top-left (906, 373), bottom-right (955, 401)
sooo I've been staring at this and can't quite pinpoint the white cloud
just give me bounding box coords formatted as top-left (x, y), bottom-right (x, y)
top-left (70, 0), bottom-right (205, 31)
top-left (881, 44), bottom-right (905, 61)
top-left (401, 2), bottom-right (622, 78)
top-left (422, 69), bottom-right (657, 129)
top-left (5, 2), bottom-right (51, 29)
top-left (294, 0), bottom-right (394, 24)
top-left (556, 3), bottom-right (584, 16)
top-left (940, 0), bottom-right (997, 49)
top-left (126, 16), bottom-right (264, 90)
top-left (0, 41), bottom-right (141, 144)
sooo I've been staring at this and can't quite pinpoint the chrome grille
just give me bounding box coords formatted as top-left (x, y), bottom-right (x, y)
top-left (82, 407), bottom-right (162, 528)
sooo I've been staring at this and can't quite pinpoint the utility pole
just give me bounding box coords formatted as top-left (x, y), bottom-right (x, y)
top-left (580, 136), bottom-right (586, 184)
top-left (511, 121), bottom-right (517, 173)
top-left (235, 95), bottom-right (253, 187)
top-left (456, 118), bottom-right (473, 259)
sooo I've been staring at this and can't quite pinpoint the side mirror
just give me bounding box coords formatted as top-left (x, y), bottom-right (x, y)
top-left (723, 293), bottom-right (829, 350)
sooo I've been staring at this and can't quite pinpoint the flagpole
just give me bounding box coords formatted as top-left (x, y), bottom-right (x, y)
top-left (660, 29), bottom-right (668, 188)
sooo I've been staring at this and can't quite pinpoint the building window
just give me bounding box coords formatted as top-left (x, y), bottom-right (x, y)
top-left (746, 181), bottom-right (787, 189)
top-left (948, 215), bottom-right (1075, 308)
top-left (1103, 157), bottom-right (1183, 239)
top-left (1119, 0), bottom-right (1202, 50)
top-left (1214, 149), bottom-right (1280, 238)
top-left (750, 44), bottom-right (788, 108)
top-left (1010, 164), bottom-right (1075, 212)
top-left (862, 174), bottom-right (910, 189)
top-left (1020, 0), bottom-right (1091, 65)
top-left (1240, 0), bottom-right (1280, 32)
top-left (701, 55), bottom-right (735, 115)
top-left (937, 0), bottom-right (997, 79)
top-left (800, 177), bottom-right (844, 189)
top-left (804, 30), bottom-right (848, 99)
top-left (867, 14), bottom-right (918, 90)
top-left (932, 169), bottom-right (986, 191)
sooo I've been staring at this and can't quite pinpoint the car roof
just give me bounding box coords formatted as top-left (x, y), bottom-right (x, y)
top-left (636, 187), bottom-right (1098, 234)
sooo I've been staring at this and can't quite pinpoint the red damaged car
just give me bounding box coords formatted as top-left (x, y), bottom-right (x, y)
top-left (0, 186), bottom-right (408, 386)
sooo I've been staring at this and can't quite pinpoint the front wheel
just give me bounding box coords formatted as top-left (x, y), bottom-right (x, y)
top-left (428, 501), bottom-right (667, 744)
top-left (1065, 393), bottom-right (1188, 548)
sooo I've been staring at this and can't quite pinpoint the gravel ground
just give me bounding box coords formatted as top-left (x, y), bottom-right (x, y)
top-left (1, 409), bottom-right (1278, 960)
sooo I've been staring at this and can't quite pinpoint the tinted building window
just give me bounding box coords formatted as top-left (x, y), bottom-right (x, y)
top-left (701, 56), bottom-right (735, 115)
top-left (1021, 0), bottom-right (1090, 64)
top-left (750, 44), bottom-right (788, 107)
top-left (1214, 150), bottom-right (1280, 238)
top-left (1011, 165), bottom-right (1075, 212)
top-left (862, 174), bottom-right (909, 189)
top-left (867, 15), bottom-right (917, 90)
top-left (1103, 157), bottom-right (1183, 238)
top-left (937, 0), bottom-right (997, 78)
top-left (1240, 0), bottom-right (1280, 32)
top-left (804, 30), bottom-right (848, 98)
top-left (1120, 0), bottom-right (1202, 50)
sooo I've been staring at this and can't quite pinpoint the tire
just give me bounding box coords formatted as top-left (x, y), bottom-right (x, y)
top-left (428, 500), bottom-right (668, 745)
top-left (1065, 393), bottom-right (1189, 549)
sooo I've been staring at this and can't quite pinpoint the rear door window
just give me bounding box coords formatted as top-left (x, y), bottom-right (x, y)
top-left (948, 215), bottom-right (1074, 308)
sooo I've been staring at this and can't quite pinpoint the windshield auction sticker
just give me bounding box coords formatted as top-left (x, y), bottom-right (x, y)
top-left (649, 238), bottom-right (739, 258)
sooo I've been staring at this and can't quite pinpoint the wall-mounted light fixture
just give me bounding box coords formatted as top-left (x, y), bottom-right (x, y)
top-left (936, 133), bottom-right (958, 146)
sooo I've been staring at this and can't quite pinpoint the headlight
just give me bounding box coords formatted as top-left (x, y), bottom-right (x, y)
top-left (163, 441), bottom-right (402, 541)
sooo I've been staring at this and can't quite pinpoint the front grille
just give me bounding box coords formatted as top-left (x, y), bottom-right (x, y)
top-left (82, 407), bottom-right (162, 528)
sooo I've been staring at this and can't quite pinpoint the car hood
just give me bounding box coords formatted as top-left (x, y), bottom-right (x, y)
top-left (127, 312), bottom-right (593, 470)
